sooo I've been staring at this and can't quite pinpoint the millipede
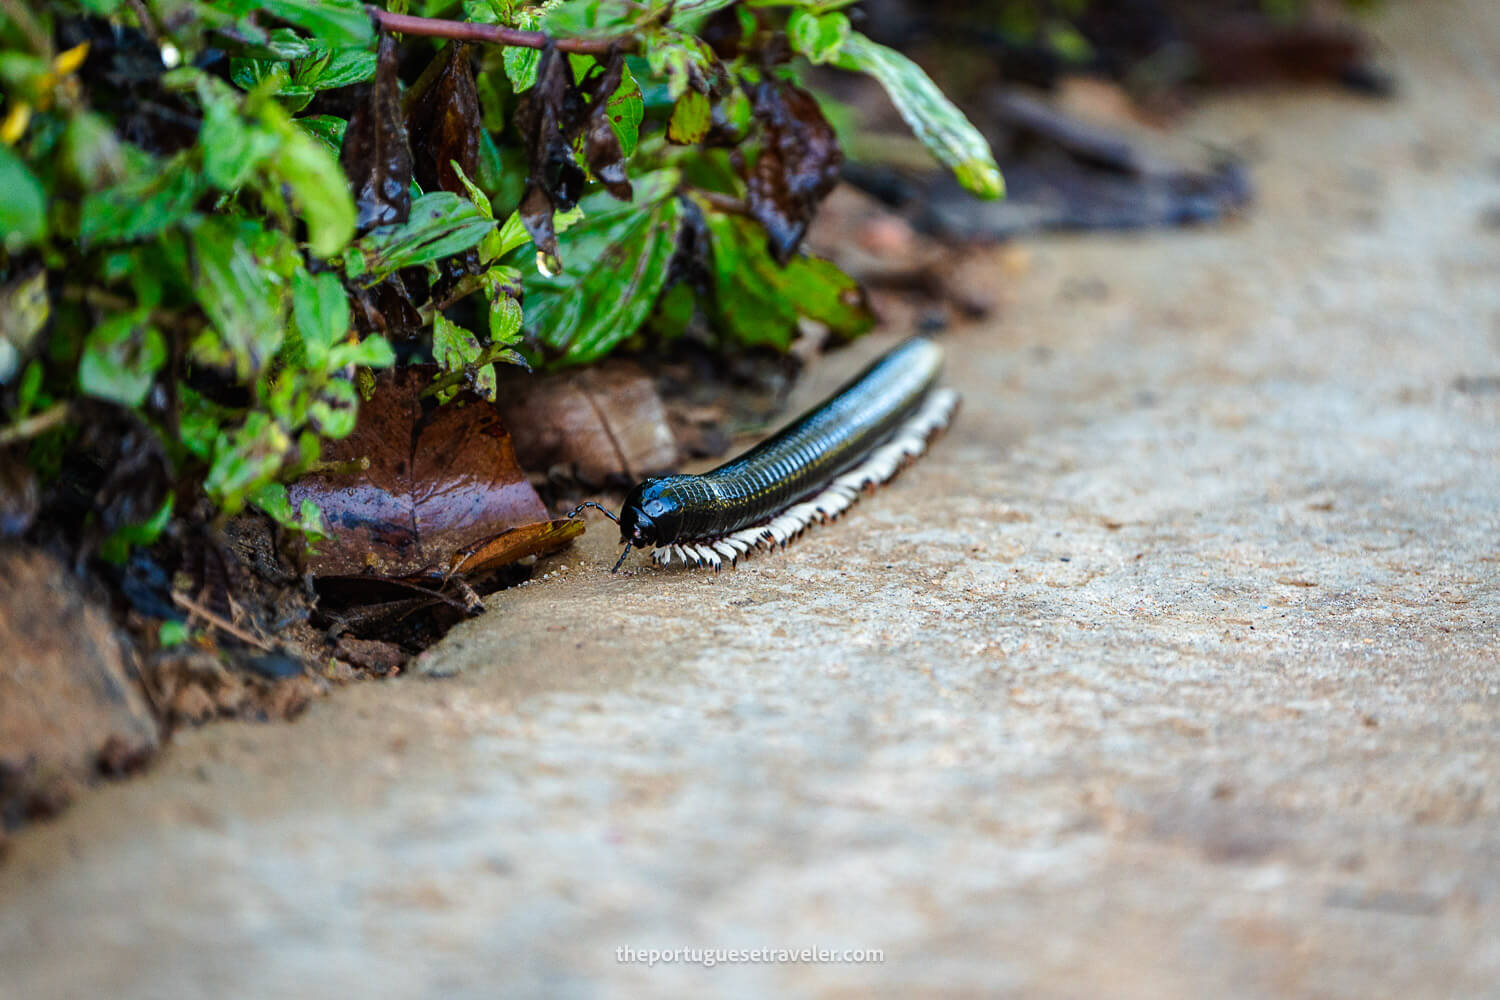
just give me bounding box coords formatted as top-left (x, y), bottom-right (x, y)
top-left (569, 336), bottom-right (960, 572)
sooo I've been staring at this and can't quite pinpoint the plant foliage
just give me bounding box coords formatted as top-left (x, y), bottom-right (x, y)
top-left (0, 0), bottom-right (1000, 549)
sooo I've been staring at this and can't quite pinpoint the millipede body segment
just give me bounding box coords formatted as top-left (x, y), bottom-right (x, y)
top-left (590, 336), bottom-right (959, 571)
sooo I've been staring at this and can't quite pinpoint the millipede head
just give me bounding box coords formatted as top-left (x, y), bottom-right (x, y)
top-left (619, 477), bottom-right (687, 551)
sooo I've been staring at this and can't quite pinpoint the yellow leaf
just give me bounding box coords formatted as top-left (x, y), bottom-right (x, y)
top-left (1, 103), bottom-right (31, 146)
top-left (52, 42), bottom-right (90, 77)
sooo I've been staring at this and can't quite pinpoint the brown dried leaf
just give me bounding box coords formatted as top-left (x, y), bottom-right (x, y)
top-left (495, 361), bottom-right (679, 486)
top-left (451, 519), bottom-right (584, 576)
top-left (287, 368), bottom-right (573, 579)
top-left (340, 33), bottom-right (413, 235)
top-left (746, 78), bottom-right (843, 264)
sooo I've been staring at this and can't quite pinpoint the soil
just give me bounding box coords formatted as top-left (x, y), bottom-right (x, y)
top-left (2, 1), bottom-right (1497, 996)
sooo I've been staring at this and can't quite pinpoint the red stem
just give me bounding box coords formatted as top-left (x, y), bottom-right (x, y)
top-left (367, 7), bottom-right (633, 55)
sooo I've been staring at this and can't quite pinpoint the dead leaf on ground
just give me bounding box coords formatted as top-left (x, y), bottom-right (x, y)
top-left (287, 367), bottom-right (580, 581)
top-left (495, 360), bottom-right (678, 486)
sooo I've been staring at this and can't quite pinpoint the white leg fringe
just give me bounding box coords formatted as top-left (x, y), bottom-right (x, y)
top-left (651, 387), bottom-right (960, 571)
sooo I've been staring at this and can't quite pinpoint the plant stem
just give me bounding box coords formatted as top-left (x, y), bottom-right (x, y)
top-left (421, 341), bottom-right (529, 399)
top-left (368, 8), bottom-right (633, 55)
top-left (0, 402), bottom-right (69, 447)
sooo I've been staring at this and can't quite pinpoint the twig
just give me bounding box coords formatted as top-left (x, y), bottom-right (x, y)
top-left (171, 591), bottom-right (274, 652)
top-left (0, 402), bottom-right (69, 447)
top-left (696, 190), bottom-right (750, 217)
top-left (368, 7), bottom-right (633, 55)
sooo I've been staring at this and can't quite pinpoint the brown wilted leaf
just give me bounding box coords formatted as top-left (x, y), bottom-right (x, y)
top-left (515, 47), bottom-right (639, 270)
top-left (745, 78), bottom-right (843, 264)
top-left (287, 368), bottom-right (577, 580)
top-left (495, 360), bottom-right (678, 486)
top-left (406, 42), bottom-right (485, 289)
top-left (581, 51), bottom-right (633, 202)
top-left (406, 42), bottom-right (482, 199)
top-left (515, 45), bottom-right (587, 272)
top-left (340, 33), bottom-right (413, 235)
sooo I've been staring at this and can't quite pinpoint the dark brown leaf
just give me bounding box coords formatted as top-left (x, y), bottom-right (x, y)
top-left (287, 368), bottom-right (576, 579)
top-left (581, 51), bottom-right (633, 202)
top-left (340, 33), bottom-right (414, 235)
top-left (745, 78), bottom-right (843, 264)
top-left (349, 272), bottom-right (425, 341)
top-left (515, 45), bottom-right (587, 270)
top-left (495, 360), bottom-right (679, 486)
top-left (406, 43), bottom-right (485, 289)
top-left (406, 43), bottom-right (482, 199)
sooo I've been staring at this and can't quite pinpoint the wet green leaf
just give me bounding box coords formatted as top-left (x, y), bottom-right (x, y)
top-left (832, 32), bottom-right (1004, 199)
top-left (524, 172), bottom-right (684, 366)
top-left (80, 154), bottom-right (201, 245)
top-left (264, 103), bottom-right (357, 257)
top-left (350, 191), bottom-right (495, 279)
top-left (206, 411), bottom-right (292, 514)
top-left (189, 220), bottom-right (287, 378)
top-left (291, 269), bottom-right (349, 366)
top-left (295, 114), bottom-right (347, 154)
top-left (699, 205), bottom-right (872, 349)
top-left (607, 63), bottom-right (644, 156)
top-left (231, 45), bottom-right (375, 99)
top-left (255, 0), bottom-right (374, 48)
top-left (78, 309), bottom-right (167, 407)
top-left (432, 312), bottom-right (496, 401)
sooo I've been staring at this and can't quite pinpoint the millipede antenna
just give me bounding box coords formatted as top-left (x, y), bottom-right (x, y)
top-left (566, 501), bottom-right (620, 524)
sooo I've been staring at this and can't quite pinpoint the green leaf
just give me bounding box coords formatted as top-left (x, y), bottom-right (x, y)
top-left (481, 268), bottom-right (524, 345)
top-left (257, 0), bottom-right (374, 48)
top-left (205, 411), bottom-right (292, 514)
top-left (607, 62), bottom-right (644, 156)
top-left (78, 309), bottom-right (167, 406)
top-left (80, 153), bottom-right (201, 244)
top-left (189, 220), bottom-right (287, 379)
top-left (350, 191), bottom-right (496, 279)
top-left (250, 481), bottom-right (295, 523)
top-left (329, 334), bottom-right (395, 369)
top-left (264, 103), bottom-right (357, 257)
top-left (199, 91), bottom-right (279, 189)
top-left (158, 620), bottom-right (191, 648)
top-left (503, 8), bottom-right (542, 92)
top-left (231, 46), bottom-right (375, 98)
top-left (643, 29), bottom-right (717, 100)
top-left (432, 312), bottom-right (496, 401)
top-left (523, 171), bottom-right (684, 366)
top-left (291, 269), bottom-right (349, 366)
top-left (787, 9), bottom-right (850, 65)
top-left (294, 114), bottom-right (347, 154)
top-left (667, 88), bottom-right (710, 144)
top-left (99, 495), bottom-right (174, 565)
top-left (832, 32), bottom-right (1003, 199)
top-left (699, 205), bottom-right (873, 349)
top-left (0, 143), bottom-right (44, 250)
top-left (310, 377), bottom-right (358, 436)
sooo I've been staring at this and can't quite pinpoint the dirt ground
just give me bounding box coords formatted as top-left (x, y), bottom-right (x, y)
top-left (3, 2), bottom-right (1498, 997)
